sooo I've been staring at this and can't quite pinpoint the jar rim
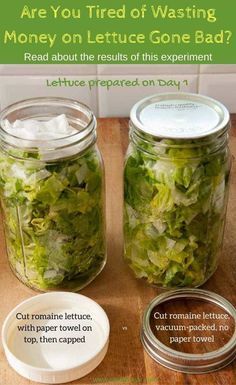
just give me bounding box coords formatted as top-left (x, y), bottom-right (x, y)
top-left (141, 289), bottom-right (236, 374)
top-left (0, 97), bottom-right (97, 155)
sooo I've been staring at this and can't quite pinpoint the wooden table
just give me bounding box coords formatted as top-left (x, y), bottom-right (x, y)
top-left (1, 117), bottom-right (236, 385)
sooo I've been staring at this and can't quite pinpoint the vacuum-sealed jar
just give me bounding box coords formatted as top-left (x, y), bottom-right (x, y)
top-left (0, 98), bottom-right (106, 292)
top-left (124, 93), bottom-right (231, 288)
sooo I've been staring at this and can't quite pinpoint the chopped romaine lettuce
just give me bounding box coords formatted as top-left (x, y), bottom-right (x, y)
top-left (124, 140), bottom-right (230, 288)
top-left (0, 146), bottom-right (105, 291)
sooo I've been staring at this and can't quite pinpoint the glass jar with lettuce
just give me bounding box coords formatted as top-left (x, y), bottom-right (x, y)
top-left (0, 98), bottom-right (106, 291)
top-left (124, 93), bottom-right (231, 288)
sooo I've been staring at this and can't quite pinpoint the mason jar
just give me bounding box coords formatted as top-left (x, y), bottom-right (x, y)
top-left (0, 97), bottom-right (106, 292)
top-left (124, 93), bottom-right (231, 288)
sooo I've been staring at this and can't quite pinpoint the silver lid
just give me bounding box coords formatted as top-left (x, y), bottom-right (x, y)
top-left (131, 93), bottom-right (230, 139)
top-left (141, 289), bottom-right (236, 374)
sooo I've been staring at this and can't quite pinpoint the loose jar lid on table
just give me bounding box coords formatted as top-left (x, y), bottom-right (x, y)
top-left (2, 292), bottom-right (110, 383)
top-left (141, 289), bottom-right (236, 374)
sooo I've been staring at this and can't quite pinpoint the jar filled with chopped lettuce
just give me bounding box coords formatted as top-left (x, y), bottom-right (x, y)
top-left (0, 98), bottom-right (106, 291)
top-left (124, 93), bottom-right (231, 288)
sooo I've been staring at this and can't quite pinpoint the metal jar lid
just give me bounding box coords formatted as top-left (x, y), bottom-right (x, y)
top-left (141, 289), bottom-right (236, 374)
top-left (130, 93), bottom-right (230, 139)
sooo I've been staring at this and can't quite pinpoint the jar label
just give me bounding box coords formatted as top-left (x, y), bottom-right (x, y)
top-left (140, 100), bottom-right (221, 138)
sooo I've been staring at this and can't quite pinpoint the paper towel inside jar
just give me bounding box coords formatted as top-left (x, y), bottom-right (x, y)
top-left (3, 115), bottom-right (87, 161)
top-left (4, 114), bottom-right (78, 140)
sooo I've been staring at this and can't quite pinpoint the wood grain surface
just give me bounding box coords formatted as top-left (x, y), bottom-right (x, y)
top-left (0, 117), bottom-right (236, 385)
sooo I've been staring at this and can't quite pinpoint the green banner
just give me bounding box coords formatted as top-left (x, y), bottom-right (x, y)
top-left (0, 0), bottom-right (235, 64)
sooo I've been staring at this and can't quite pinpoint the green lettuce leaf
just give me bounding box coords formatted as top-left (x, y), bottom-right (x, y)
top-left (0, 147), bottom-right (105, 291)
top-left (124, 140), bottom-right (230, 288)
